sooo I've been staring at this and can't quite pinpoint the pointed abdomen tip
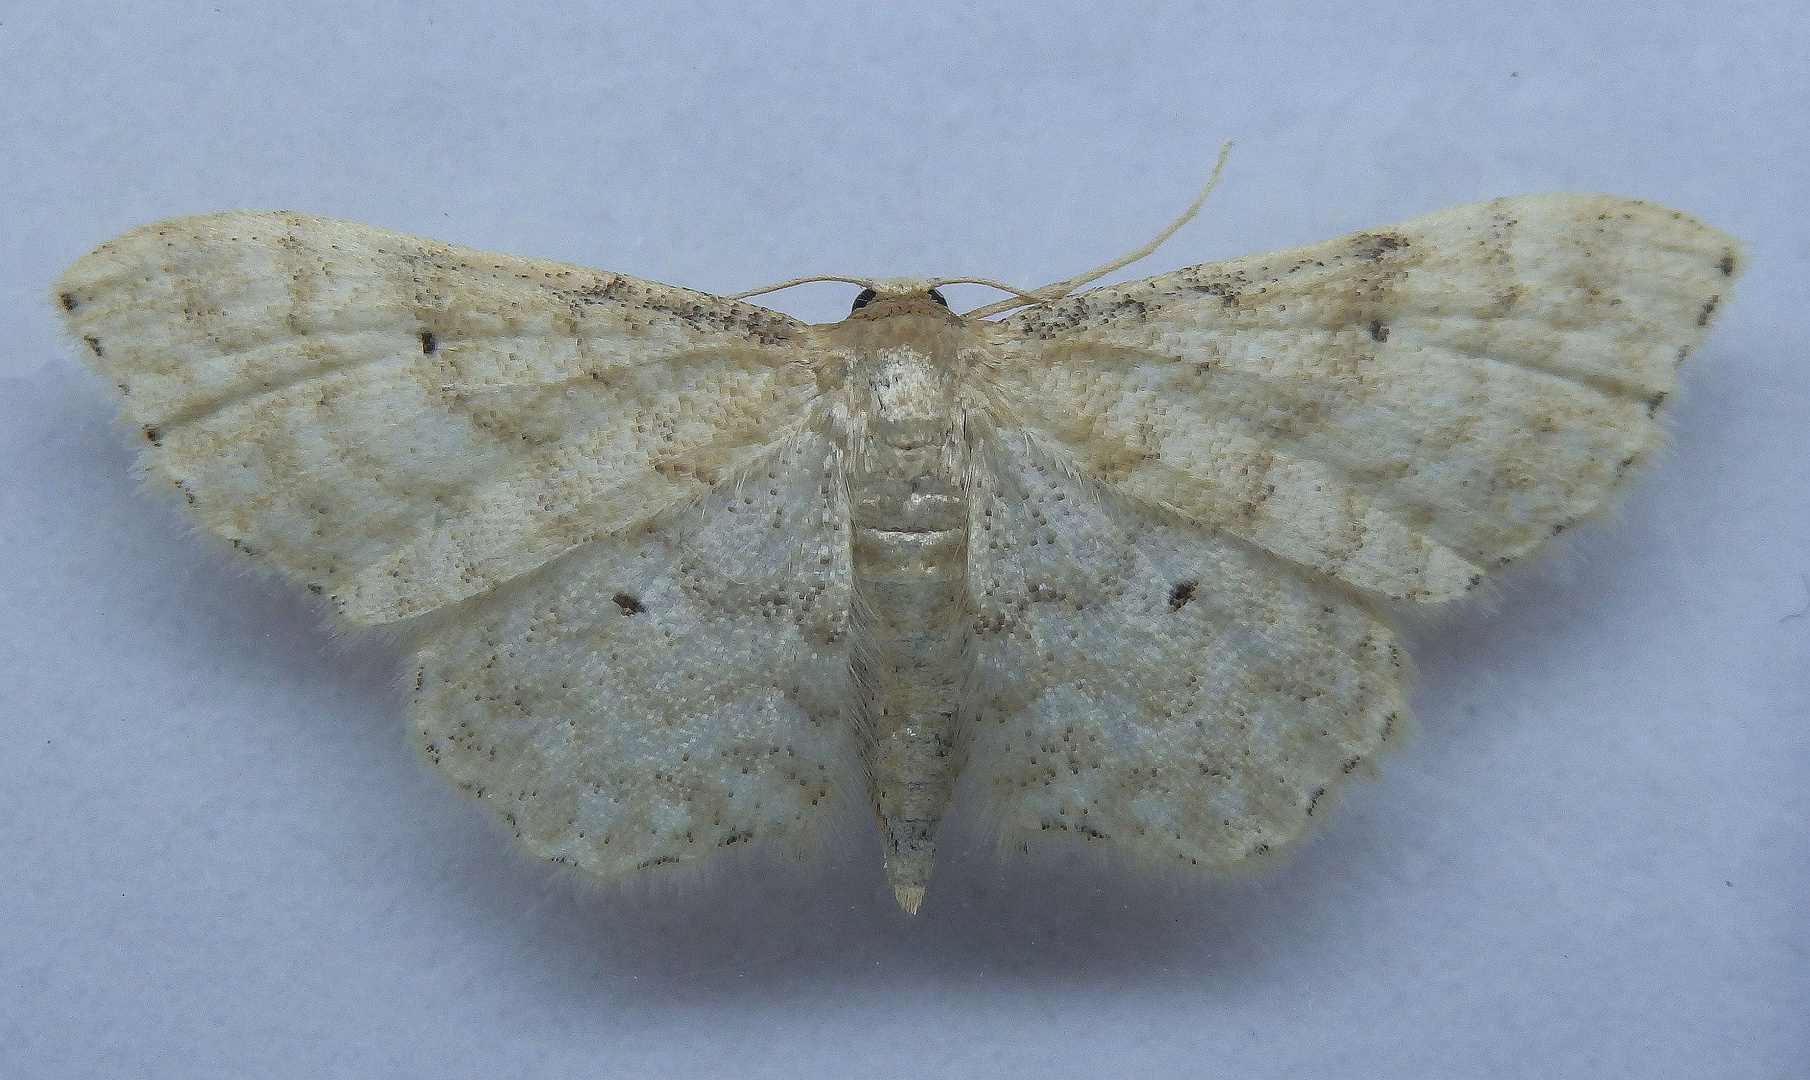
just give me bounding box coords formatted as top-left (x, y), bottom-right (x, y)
top-left (893, 883), bottom-right (926, 915)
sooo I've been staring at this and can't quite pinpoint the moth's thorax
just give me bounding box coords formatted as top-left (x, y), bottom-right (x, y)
top-left (817, 303), bottom-right (974, 441)
top-left (829, 302), bottom-right (967, 363)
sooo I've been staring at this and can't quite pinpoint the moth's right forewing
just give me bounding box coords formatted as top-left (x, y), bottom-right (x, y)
top-left (55, 211), bottom-right (822, 625)
top-left (989, 194), bottom-right (1740, 603)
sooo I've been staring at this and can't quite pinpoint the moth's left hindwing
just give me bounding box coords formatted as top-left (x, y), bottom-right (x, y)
top-left (54, 210), bottom-right (819, 624)
top-left (412, 431), bottom-right (858, 873)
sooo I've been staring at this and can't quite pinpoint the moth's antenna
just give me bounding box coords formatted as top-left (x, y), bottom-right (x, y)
top-left (726, 274), bottom-right (875, 301)
top-left (923, 277), bottom-right (1045, 303)
top-left (730, 273), bottom-right (1043, 309)
top-left (963, 140), bottom-right (1233, 319)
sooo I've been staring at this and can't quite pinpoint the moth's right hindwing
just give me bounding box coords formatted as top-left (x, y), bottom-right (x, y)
top-left (54, 210), bottom-right (819, 625)
top-left (963, 429), bottom-right (1405, 865)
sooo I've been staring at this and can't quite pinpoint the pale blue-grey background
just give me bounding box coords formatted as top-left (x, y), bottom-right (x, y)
top-left (2, 3), bottom-right (1804, 1077)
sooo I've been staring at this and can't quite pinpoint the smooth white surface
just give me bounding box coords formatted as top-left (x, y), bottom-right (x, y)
top-left (3, 3), bottom-right (1804, 1077)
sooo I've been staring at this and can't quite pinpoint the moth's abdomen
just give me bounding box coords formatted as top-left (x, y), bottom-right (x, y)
top-left (848, 459), bottom-right (970, 914)
top-left (851, 476), bottom-right (968, 570)
top-left (843, 342), bottom-right (972, 914)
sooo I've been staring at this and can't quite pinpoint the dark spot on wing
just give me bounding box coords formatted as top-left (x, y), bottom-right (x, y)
top-left (419, 330), bottom-right (437, 354)
top-left (84, 336), bottom-right (103, 357)
top-left (562, 273), bottom-right (799, 347)
top-left (1167, 580), bottom-right (1198, 611)
top-left (612, 592), bottom-right (647, 615)
top-left (1697, 295), bottom-right (1720, 326)
top-left (1349, 232), bottom-right (1409, 260)
top-left (1719, 250), bottom-right (1736, 276)
top-left (1182, 278), bottom-right (1243, 307)
top-left (58, 292), bottom-right (77, 312)
top-left (1367, 319), bottom-right (1389, 342)
top-left (142, 426), bottom-right (161, 446)
top-left (1006, 269), bottom-right (1246, 339)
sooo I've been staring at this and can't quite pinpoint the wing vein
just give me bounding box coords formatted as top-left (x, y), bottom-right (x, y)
top-left (145, 337), bottom-right (413, 434)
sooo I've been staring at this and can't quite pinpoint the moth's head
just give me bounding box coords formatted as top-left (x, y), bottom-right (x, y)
top-left (726, 273), bottom-right (1034, 323)
top-left (846, 278), bottom-right (952, 320)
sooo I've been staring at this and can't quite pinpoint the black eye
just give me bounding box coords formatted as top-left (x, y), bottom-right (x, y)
top-left (850, 287), bottom-right (877, 312)
top-left (928, 288), bottom-right (948, 307)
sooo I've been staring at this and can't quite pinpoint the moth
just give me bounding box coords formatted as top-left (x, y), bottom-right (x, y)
top-left (55, 166), bottom-right (1739, 913)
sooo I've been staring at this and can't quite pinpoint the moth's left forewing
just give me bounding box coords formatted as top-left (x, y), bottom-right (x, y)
top-left (989, 194), bottom-right (1741, 603)
top-left (55, 211), bottom-right (824, 625)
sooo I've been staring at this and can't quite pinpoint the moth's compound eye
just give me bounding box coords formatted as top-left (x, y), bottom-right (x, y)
top-left (850, 287), bottom-right (877, 313)
top-left (928, 288), bottom-right (949, 308)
